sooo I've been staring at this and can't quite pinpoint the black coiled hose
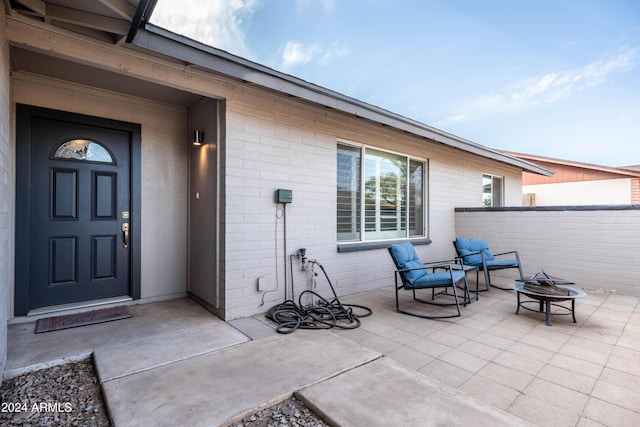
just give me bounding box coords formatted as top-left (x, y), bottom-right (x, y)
top-left (266, 262), bottom-right (372, 334)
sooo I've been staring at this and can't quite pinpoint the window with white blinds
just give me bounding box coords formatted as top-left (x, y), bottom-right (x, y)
top-left (337, 143), bottom-right (426, 242)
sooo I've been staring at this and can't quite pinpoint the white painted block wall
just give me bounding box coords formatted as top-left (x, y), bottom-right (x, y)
top-left (222, 85), bottom-right (524, 319)
top-left (455, 208), bottom-right (640, 296)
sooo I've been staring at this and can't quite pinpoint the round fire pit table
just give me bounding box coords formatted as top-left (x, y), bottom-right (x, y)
top-left (512, 282), bottom-right (586, 326)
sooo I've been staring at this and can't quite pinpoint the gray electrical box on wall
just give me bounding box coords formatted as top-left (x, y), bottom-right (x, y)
top-left (276, 189), bottom-right (293, 204)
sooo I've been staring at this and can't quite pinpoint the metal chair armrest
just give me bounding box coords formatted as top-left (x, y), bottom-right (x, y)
top-left (424, 259), bottom-right (459, 271)
top-left (492, 250), bottom-right (520, 258)
top-left (397, 266), bottom-right (428, 274)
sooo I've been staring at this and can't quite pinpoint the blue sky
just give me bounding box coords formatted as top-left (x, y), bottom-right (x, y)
top-left (151, 0), bottom-right (640, 167)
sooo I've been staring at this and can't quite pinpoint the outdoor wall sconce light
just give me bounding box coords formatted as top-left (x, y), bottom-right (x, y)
top-left (192, 130), bottom-right (205, 146)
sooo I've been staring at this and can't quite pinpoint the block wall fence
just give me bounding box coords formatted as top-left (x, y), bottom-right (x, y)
top-left (455, 205), bottom-right (640, 296)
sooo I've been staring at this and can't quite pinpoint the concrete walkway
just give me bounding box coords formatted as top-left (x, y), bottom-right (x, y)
top-left (101, 331), bottom-right (381, 426)
top-left (6, 277), bottom-right (640, 426)
top-left (5, 298), bottom-right (248, 375)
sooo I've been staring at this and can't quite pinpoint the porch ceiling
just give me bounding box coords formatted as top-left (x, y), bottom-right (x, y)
top-left (11, 46), bottom-right (202, 107)
top-left (7, 0), bottom-right (199, 106)
top-left (7, 0), bottom-right (155, 45)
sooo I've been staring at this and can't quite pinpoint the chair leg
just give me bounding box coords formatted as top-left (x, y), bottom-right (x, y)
top-left (485, 270), bottom-right (514, 291)
top-left (456, 279), bottom-right (475, 303)
top-left (516, 253), bottom-right (524, 281)
top-left (474, 275), bottom-right (479, 300)
top-left (451, 283), bottom-right (461, 316)
top-left (457, 276), bottom-right (472, 305)
top-left (471, 269), bottom-right (490, 293)
top-left (397, 285), bottom-right (462, 319)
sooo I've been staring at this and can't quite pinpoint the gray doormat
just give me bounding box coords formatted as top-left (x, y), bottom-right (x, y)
top-left (35, 306), bottom-right (132, 334)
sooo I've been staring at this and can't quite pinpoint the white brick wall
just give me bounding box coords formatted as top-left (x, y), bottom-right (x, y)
top-left (222, 85), bottom-right (523, 319)
top-left (455, 207), bottom-right (640, 296)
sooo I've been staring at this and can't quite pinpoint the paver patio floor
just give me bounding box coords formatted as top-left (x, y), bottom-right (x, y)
top-left (314, 277), bottom-right (640, 426)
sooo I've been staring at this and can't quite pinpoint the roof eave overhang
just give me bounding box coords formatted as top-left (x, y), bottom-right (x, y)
top-left (132, 24), bottom-right (553, 177)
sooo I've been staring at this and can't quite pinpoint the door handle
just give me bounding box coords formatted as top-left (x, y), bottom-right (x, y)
top-left (122, 223), bottom-right (129, 248)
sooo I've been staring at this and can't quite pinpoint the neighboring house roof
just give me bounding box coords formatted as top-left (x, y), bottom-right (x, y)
top-left (505, 152), bottom-right (640, 185)
top-left (7, 0), bottom-right (552, 177)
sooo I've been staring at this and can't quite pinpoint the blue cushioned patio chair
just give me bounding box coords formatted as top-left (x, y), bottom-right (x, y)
top-left (453, 237), bottom-right (524, 291)
top-left (388, 242), bottom-right (469, 319)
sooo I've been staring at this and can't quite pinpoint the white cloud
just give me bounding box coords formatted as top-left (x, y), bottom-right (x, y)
top-left (150, 0), bottom-right (258, 56)
top-left (447, 48), bottom-right (638, 123)
top-left (320, 41), bottom-right (351, 64)
top-left (282, 40), bottom-right (349, 69)
top-left (282, 41), bottom-right (318, 68)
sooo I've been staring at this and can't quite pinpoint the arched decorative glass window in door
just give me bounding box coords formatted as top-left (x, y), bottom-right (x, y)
top-left (53, 139), bottom-right (115, 164)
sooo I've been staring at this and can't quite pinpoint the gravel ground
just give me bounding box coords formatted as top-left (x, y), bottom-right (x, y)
top-left (232, 397), bottom-right (329, 427)
top-left (0, 359), bottom-right (110, 426)
top-left (1, 360), bottom-right (328, 427)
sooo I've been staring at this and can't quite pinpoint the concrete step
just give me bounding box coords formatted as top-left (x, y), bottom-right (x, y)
top-left (298, 356), bottom-right (534, 426)
top-left (100, 330), bottom-right (381, 426)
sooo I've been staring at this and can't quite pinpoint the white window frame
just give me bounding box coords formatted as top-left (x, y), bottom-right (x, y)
top-left (337, 140), bottom-right (427, 243)
top-left (482, 173), bottom-right (504, 207)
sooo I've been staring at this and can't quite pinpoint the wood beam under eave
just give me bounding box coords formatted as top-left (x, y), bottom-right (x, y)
top-left (13, 0), bottom-right (45, 16)
top-left (46, 4), bottom-right (130, 35)
top-left (114, 32), bottom-right (129, 46)
top-left (98, 0), bottom-right (137, 20)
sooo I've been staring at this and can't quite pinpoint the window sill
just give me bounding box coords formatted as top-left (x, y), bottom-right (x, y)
top-left (337, 238), bottom-right (432, 253)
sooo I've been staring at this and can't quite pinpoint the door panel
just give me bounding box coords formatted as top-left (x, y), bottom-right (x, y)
top-left (94, 172), bottom-right (117, 219)
top-left (52, 169), bottom-right (78, 219)
top-left (15, 105), bottom-right (141, 315)
top-left (92, 236), bottom-right (116, 278)
top-left (50, 237), bottom-right (77, 284)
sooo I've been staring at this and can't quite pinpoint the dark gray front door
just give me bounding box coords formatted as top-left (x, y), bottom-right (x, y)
top-left (16, 105), bottom-right (141, 315)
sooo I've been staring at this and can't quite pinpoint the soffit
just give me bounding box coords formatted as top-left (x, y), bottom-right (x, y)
top-left (7, 1), bottom-right (197, 106)
top-left (8, 0), bottom-right (141, 44)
